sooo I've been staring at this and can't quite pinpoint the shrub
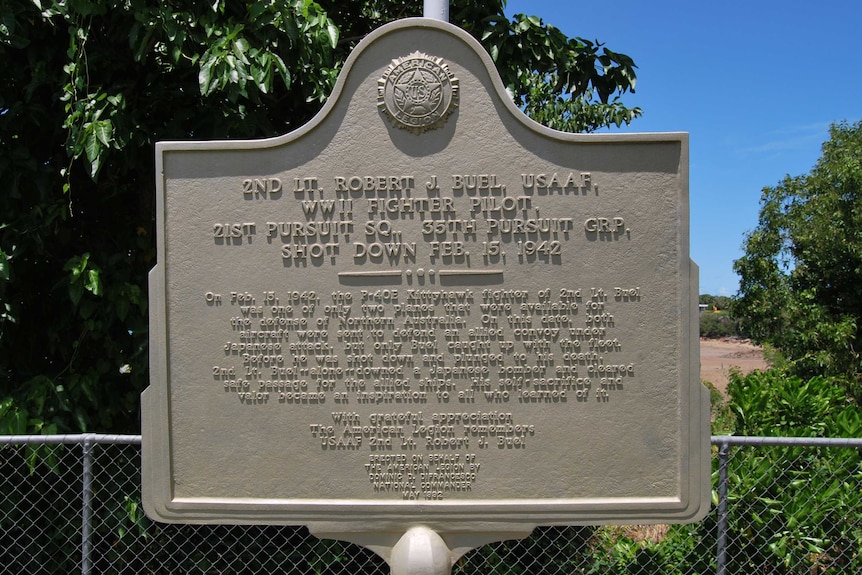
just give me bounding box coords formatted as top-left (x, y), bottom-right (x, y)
top-left (700, 311), bottom-right (740, 339)
top-left (720, 370), bottom-right (862, 573)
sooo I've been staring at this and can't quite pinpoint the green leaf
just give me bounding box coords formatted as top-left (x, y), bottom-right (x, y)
top-left (0, 246), bottom-right (10, 282)
top-left (64, 253), bottom-right (102, 304)
top-left (64, 253), bottom-right (90, 279)
top-left (198, 58), bottom-right (214, 95)
top-left (9, 407), bottom-right (26, 434)
top-left (73, 406), bottom-right (88, 432)
top-left (85, 268), bottom-right (101, 296)
top-left (83, 124), bottom-right (100, 163)
top-left (232, 37), bottom-right (250, 63)
top-left (93, 119), bottom-right (112, 147)
top-left (89, 154), bottom-right (103, 179)
top-left (0, 396), bottom-right (12, 419)
top-left (270, 53), bottom-right (289, 88)
top-left (325, 23), bottom-right (338, 49)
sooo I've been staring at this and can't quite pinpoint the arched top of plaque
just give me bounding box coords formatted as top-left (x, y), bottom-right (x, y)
top-left (154, 18), bottom-right (687, 152)
top-left (303, 17), bottom-right (677, 146)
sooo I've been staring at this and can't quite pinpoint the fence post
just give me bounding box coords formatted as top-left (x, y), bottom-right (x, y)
top-left (81, 434), bottom-right (94, 575)
top-left (715, 438), bottom-right (730, 575)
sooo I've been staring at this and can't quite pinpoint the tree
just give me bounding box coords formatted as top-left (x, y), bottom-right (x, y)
top-left (699, 294), bottom-right (732, 311)
top-left (734, 120), bottom-right (862, 401)
top-left (0, 0), bottom-right (641, 434)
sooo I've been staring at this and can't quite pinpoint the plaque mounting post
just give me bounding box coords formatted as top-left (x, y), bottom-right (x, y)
top-left (307, 525), bottom-right (534, 575)
top-left (390, 527), bottom-right (452, 575)
top-left (423, 0), bottom-right (449, 22)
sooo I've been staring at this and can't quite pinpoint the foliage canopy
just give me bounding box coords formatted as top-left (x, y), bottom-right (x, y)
top-left (734, 121), bottom-right (862, 401)
top-left (0, 0), bottom-right (641, 433)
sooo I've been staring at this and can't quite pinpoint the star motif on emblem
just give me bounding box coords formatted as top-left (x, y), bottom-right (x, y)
top-left (378, 52), bottom-right (459, 134)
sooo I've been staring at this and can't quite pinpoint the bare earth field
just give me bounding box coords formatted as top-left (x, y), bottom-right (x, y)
top-left (700, 338), bottom-right (768, 395)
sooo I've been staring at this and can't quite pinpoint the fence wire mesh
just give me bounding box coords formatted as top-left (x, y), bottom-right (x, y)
top-left (0, 435), bottom-right (860, 575)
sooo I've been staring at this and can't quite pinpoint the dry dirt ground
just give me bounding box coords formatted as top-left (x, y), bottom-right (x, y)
top-left (700, 338), bottom-right (768, 395)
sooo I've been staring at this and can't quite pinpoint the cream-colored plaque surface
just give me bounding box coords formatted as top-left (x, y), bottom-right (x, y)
top-left (143, 18), bottom-right (709, 530)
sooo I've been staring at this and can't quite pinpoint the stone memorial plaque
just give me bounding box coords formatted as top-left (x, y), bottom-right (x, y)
top-left (143, 18), bottom-right (709, 533)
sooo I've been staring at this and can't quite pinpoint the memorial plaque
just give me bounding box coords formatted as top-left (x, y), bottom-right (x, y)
top-left (143, 18), bottom-right (709, 533)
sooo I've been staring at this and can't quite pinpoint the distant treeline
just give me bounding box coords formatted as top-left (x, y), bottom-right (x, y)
top-left (699, 294), bottom-right (743, 339)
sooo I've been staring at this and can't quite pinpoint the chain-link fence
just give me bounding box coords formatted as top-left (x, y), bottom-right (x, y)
top-left (1, 434), bottom-right (860, 574)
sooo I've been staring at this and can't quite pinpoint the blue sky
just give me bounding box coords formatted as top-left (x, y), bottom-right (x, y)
top-left (505, 0), bottom-right (861, 295)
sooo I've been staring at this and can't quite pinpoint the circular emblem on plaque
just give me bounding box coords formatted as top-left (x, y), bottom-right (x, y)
top-left (378, 52), bottom-right (459, 134)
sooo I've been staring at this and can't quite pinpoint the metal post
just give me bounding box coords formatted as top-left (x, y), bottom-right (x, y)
top-left (81, 434), bottom-right (94, 575)
top-left (390, 526), bottom-right (453, 575)
top-left (715, 439), bottom-right (730, 575)
top-left (423, 0), bottom-right (449, 22)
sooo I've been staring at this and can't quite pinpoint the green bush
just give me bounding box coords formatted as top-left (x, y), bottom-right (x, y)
top-left (727, 370), bottom-right (861, 437)
top-left (720, 370), bottom-right (862, 573)
top-left (705, 379), bottom-right (735, 434)
top-left (700, 311), bottom-right (741, 339)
